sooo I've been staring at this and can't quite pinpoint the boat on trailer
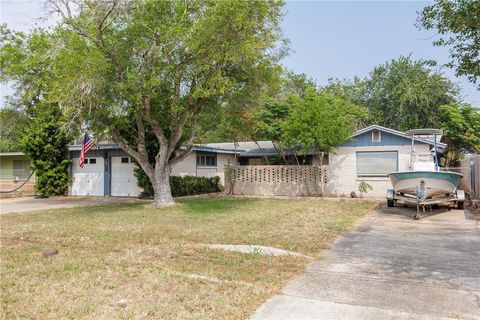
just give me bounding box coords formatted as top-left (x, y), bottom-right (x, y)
top-left (386, 129), bottom-right (464, 219)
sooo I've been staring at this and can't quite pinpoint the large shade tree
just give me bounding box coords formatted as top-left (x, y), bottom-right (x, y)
top-left (324, 56), bottom-right (459, 131)
top-left (0, 108), bottom-right (27, 152)
top-left (5, 0), bottom-right (284, 206)
top-left (281, 88), bottom-right (367, 156)
top-left (439, 103), bottom-right (480, 166)
top-left (418, 0), bottom-right (480, 87)
top-left (1, 27), bottom-right (73, 195)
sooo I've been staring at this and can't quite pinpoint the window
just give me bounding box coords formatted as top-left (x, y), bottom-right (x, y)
top-left (13, 160), bottom-right (30, 180)
top-left (372, 130), bottom-right (381, 142)
top-left (83, 158), bottom-right (96, 165)
top-left (121, 157), bottom-right (129, 164)
top-left (196, 152), bottom-right (217, 167)
top-left (357, 151), bottom-right (397, 177)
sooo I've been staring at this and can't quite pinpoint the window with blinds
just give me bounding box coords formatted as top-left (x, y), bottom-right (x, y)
top-left (357, 151), bottom-right (398, 177)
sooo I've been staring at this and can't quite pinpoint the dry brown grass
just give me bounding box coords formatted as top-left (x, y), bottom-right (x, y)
top-left (1, 197), bottom-right (374, 319)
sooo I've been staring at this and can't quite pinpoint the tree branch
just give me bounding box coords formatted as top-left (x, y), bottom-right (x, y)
top-left (136, 114), bottom-right (147, 158)
top-left (111, 128), bottom-right (154, 179)
top-left (169, 114), bottom-right (198, 166)
top-left (141, 96), bottom-right (167, 147)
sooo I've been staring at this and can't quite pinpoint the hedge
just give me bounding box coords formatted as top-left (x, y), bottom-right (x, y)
top-left (138, 175), bottom-right (222, 198)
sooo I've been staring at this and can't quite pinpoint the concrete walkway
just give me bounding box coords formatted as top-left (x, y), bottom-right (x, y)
top-left (252, 207), bottom-right (480, 320)
top-left (0, 196), bottom-right (145, 214)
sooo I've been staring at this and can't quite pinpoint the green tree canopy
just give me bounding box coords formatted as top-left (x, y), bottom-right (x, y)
top-left (0, 108), bottom-right (28, 152)
top-left (1, 0), bottom-right (285, 206)
top-left (324, 56), bottom-right (459, 131)
top-left (1, 24), bottom-right (73, 195)
top-left (418, 0), bottom-right (480, 87)
top-left (281, 88), bottom-right (367, 155)
top-left (19, 103), bottom-right (71, 196)
top-left (439, 103), bottom-right (480, 166)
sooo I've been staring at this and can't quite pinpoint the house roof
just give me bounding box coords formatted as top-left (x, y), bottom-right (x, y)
top-left (68, 142), bottom-right (245, 154)
top-left (68, 143), bottom-right (120, 151)
top-left (198, 141), bottom-right (274, 153)
top-left (352, 125), bottom-right (447, 148)
top-left (66, 125), bottom-right (447, 156)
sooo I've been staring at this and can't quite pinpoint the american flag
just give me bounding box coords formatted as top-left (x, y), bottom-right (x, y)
top-left (79, 133), bottom-right (94, 168)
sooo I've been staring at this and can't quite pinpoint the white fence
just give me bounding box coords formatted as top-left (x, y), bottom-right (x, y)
top-left (225, 165), bottom-right (328, 197)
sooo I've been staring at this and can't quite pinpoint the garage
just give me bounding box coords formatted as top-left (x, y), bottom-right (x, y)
top-left (71, 157), bottom-right (105, 196)
top-left (111, 156), bottom-right (139, 197)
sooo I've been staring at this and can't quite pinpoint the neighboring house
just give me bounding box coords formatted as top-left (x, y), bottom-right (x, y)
top-left (0, 152), bottom-right (35, 191)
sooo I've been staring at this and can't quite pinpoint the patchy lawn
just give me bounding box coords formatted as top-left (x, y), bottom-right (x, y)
top-left (1, 197), bottom-right (374, 319)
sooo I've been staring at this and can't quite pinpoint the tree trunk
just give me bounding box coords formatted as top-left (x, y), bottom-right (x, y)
top-left (152, 165), bottom-right (175, 207)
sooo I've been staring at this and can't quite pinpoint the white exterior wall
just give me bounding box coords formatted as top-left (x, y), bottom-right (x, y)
top-left (171, 153), bottom-right (197, 176)
top-left (170, 151), bottom-right (237, 185)
top-left (325, 144), bottom-right (430, 198)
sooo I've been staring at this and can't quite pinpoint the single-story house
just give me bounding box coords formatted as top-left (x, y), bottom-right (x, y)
top-left (220, 125), bottom-right (446, 198)
top-left (324, 125), bottom-right (446, 197)
top-left (68, 125), bottom-right (447, 198)
top-left (0, 152), bottom-right (36, 191)
top-left (1, 125), bottom-right (447, 198)
top-left (67, 143), bottom-right (245, 197)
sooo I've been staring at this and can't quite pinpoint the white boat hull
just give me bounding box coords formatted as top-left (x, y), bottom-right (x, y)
top-left (393, 177), bottom-right (456, 198)
top-left (388, 171), bottom-right (462, 199)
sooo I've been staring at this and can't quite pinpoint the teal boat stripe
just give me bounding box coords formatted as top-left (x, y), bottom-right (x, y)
top-left (388, 171), bottom-right (462, 187)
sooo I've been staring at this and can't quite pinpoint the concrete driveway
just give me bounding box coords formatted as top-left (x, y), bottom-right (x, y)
top-left (252, 207), bottom-right (480, 320)
top-left (0, 196), bottom-right (146, 214)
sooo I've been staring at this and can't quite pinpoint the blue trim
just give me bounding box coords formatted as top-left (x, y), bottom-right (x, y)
top-left (388, 171), bottom-right (462, 188)
top-left (104, 154), bottom-right (110, 196)
top-left (344, 131), bottom-right (413, 147)
top-left (191, 145), bottom-right (240, 154)
top-left (348, 125), bottom-right (447, 148)
top-left (433, 133), bottom-right (439, 171)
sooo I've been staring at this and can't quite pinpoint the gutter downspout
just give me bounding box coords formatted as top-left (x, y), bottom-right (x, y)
top-left (433, 133), bottom-right (439, 172)
top-left (410, 133), bottom-right (415, 170)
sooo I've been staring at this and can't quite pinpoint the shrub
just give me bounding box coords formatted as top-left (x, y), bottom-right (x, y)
top-left (20, 104), bottom-right (71, 196)
top-left (137, 174), bottom-right (222, 198)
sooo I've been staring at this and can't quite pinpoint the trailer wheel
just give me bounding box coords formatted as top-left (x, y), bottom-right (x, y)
top-left (387, 199), bottom-right (394, 207)
top-left (457, 201), bottom-right (464, 210)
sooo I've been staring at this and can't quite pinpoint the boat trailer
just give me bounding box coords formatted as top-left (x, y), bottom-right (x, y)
top-left (386, 183), bottom-right (465, 220)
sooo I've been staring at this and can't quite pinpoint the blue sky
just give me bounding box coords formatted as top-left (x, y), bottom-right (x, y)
top-left (281, 1), bottom-right (479, 105)
top-left (1, 0), bottom-right (479, 106)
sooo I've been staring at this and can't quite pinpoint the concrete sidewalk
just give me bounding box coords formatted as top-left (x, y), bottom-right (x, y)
top-left (0, 196), bottom-right (146, 214)
top-left (252, 207), bottom-right (480, 320)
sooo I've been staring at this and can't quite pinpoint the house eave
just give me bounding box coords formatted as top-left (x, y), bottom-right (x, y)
top-left (0, 151), bottom-right (26, 156)
top-left (351, 125), bottom-right (447, 149)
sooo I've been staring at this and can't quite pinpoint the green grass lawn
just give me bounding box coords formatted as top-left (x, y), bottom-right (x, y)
top-left (1, 197), bottom-right (374, 319)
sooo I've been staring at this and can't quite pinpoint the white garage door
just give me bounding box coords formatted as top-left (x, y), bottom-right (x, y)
top-left (111, 156), bottom-right (139, 197)
top-left (71, 157), bottom-right (105, 196)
